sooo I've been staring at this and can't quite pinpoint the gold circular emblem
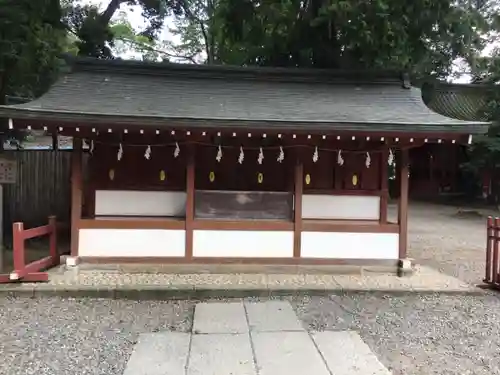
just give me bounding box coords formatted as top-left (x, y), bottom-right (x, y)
top-left (305, 174), bottom-right (311, 185)
top-left (209, 171), bottom-right (215, 182)
top-left (257, 173), bottom-right (264, 184)
top-left (109, 169), bottom-right (115, 181)
top-left (352, 174), bottom-right (358, 186)
top-left (160, 170), bottom-right (166, 181)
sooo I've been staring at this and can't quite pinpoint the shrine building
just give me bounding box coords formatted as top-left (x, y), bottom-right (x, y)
top-left (0, 57), bottom-right (490, 273)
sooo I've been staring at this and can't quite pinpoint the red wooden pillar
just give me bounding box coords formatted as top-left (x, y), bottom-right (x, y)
top-left (70, 138), bottom-right (83, 258)
top-left (493, 218), bottom-right (500, 285)
top-left (379, 147), bottom-right (389, 224)
top-left (12, 222), bottom-right (25, 271)
top-left (293, 152), bottom-right (304, 258)
top-left (185, 143), bottom-right (195, 259)
top-left (398, 148), bottom-right (409, 259)
top-left (48, 215), bottom-right (58, 261)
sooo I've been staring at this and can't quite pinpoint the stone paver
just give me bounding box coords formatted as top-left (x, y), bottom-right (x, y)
top-left (312, 331), bottom-right (391, 375)
top-left (188, 333), bottom-right (256, 375)
top-left (245, 301), bottom-right (304, 332)
top-left (123, 332), bottom-right (190, 375)
top-left (193, 302), bottom-right (248, 334)
top-left (251, 331), bottom-right (330, 375)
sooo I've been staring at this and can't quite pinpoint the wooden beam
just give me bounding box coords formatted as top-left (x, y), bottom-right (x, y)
top-left (51, 132), bottom-right (58, 150)
top-left (379, 147), bottom-right (388, 224)
top-left (293, 152), bottom-right (304, 258)
top-left (70, 138), bottom-right (83, 257)
top-left (185, 144), bottom-right (195, 259)
top-left (398, 148), bottom-right (409, 259)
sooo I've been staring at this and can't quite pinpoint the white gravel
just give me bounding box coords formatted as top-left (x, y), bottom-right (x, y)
top-left (0, 297), bottom-right (193, 375)
top-left (294, 293), bottom-right (500, 375)
top-left (1, 294), bottom-right (500, 375)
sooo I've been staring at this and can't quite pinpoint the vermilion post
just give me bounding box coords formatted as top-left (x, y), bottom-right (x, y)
top-left (486, 216), bottom-right (493, 283)
top-left (48, 216), bottom-right (58, 262)
top-left (12, 222), bottom-right (25, 272)
top-left (493, 217), bottom-right (500, 284)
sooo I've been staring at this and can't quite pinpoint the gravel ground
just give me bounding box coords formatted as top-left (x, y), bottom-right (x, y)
top-left (0, 297), bottom-right (194, 375)
top-left (1, 294), bottom-right (500, 375)
top-left (293, 293), bottom-right (500, 375)
top-left (390, 202), bottom-right (490, 285)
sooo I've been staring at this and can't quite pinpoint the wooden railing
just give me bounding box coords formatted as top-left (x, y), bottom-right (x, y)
top-left (485, 216), bottom-right (500, 289)
top-left (0, 216), bottom-right (59, 283)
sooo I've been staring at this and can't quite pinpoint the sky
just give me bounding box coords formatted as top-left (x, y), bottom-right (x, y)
top-left (84, 0), bottom-right (500, 83)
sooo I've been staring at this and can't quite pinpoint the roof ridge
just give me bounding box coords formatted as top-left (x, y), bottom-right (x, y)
top-left (62, 54), bottom-right (408, 86)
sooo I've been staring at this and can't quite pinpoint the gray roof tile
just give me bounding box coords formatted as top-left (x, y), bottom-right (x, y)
top-left (0, 58), bottom-right (490, 134)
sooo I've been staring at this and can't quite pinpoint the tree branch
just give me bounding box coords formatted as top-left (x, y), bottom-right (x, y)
top-left (101, 0), bottom-right (129, 26)
top-left (116, 36), bottom-right (199, 63)
top-left (179, 0), bottom-right (212, 63)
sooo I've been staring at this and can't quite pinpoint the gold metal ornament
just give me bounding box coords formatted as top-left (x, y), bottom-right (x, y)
top-left (109, 169), bottom-right (115, 181)
top-left (352, 174), bottom-right (358, 186)
top-left (160, 170), bottom-right (166, 181)
top-left (305, 174), bottom-right (311, 185)
top-left (257, 172), bottom-right (264, 184)
top-left (209, 171), bottom-right (215, 182)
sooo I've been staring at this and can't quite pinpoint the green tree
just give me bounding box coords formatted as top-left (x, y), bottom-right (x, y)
top-left (63, 0), bottom-right (185, 59)
top-left (0, 0), bottom-right (66, 148)
top-left (212, 0), bottom-right (497, 77)
top-left (459, 53), bottom-right (500, 201)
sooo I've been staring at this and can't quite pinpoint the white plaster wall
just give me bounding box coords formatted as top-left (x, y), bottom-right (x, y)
top-left (95, 190), bottom-right (186, 216)
top-left (193, 230), bottom-right (294, 258)
top-left (78, 229), bottom-right (185, 257)
top-left (301, 232), bottom-right (399, 259)
top-left (301, 195), bottom-right (380, 220)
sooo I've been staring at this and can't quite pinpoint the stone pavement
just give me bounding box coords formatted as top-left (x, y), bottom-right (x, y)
top-left (0, 264), bottom-right (481, 298)
top-left (123, 300), bottom-right (391, 375)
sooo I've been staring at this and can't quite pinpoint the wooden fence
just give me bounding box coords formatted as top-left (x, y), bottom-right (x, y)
top-left (0, 216), bottom-right (59, 283)
top-left (485, 216), bottom-right (500, 289)
top-left (2, 151), bottom-right (88, 239)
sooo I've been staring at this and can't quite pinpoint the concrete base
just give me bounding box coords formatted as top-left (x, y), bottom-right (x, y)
top-left (0, 264), bottom-right (479, 298)
top-left (74, 263), bottom-right (399, 275)
top-left (64, 256), bottom-right (80, 267)
top-left (397, 258), bottom-right (415, 277)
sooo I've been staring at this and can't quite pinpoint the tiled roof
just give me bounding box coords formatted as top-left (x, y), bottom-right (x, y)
top-left (422, 82), bottom-right (496, 122)
top-left (0, 57), bottom-right (489, 134)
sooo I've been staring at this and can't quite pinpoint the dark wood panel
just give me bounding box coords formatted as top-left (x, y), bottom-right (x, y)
top-left (302, 219), bottom-right (398, 233)
top-left (194, 190), bottom-right (293, 220)
top-left (90, 142), bottom-right (187, 190)
top-left (79, 217), bottom-right (185, 229)
top-left (195, 140), bottom-right (293, 192)
top-left (193, 220), bottom-right (293, 231)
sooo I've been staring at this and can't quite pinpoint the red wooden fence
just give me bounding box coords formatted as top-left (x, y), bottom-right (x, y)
top-left (485, 216), bottom-right (500, 289)
top-left (0, 216), bottom-right (59, 283)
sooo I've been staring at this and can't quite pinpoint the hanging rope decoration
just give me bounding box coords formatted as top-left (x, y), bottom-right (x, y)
top-left (117, 143), bottom-right (123, 161)
top-left (173, 142), bottom-right (180, 158)
top-left (85, 138), bottom-right (399, 155)
top-left (365, 152), bottom-right (371, 168)
top-left (277, 146), bottom-right (285, 163)
top-left (312, 146), bottom-right (319, 163)
top-left (337, 150), bottom-right (344, 166)
top-left (144, 145), bottom-right (152, 160)
top-left (257, 147), bottom-right (264, 165)
top-left (388, 148), bottom-right (395, 166)
top-left (238, 146), bottom-right (245, 164)
top-left (216, 145), bottom-right (223, 162)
